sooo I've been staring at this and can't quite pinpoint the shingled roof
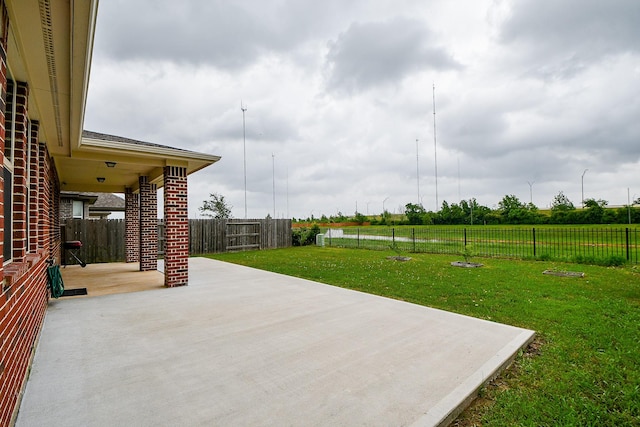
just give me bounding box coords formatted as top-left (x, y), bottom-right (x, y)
top-left (82, 130), bottom-right (193, 153)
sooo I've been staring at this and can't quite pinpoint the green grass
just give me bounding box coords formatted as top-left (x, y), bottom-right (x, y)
top-left (204, 246), bottom-right (640, 426)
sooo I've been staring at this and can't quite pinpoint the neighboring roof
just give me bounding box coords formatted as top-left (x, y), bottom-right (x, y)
top-left (92, 193), bottom-right (126, 212)
top-left (60, 191), bottom-right (99, 204)
top-left (60, 191), bottom-right (126, 214)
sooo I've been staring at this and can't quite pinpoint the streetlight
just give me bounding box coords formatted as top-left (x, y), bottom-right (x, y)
top-left (581, 169), bottom-right (588, 209)
top-left (382, 196), bottom-right (390, 215)
top-left (241, 102), bottom-right (248, 219)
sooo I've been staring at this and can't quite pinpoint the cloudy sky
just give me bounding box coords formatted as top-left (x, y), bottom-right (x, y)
top-left (84, 0), bottom-right (640, 219)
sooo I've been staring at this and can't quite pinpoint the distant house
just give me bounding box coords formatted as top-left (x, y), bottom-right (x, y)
top-left (60, 192), bottom-right (126, 220)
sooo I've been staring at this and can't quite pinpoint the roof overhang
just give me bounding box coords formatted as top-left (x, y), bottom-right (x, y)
top-left (6, 0), bottom-right (221, 193)
top-left (6, 0), bottom-right (98, 155)
top-left (58, 132), bottom-right (221, 193)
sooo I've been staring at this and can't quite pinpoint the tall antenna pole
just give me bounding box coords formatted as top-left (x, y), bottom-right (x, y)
top-left (241, 101), bottom-right (248, 219)
top-left (286, 167), bottom-right (289, 219)
top-left (416, 138), bottom-right (420, 205)
top-left (433, 83), bottom-right (439, 211)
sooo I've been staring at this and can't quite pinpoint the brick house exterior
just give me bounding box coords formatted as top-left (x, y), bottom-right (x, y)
top-left (0, 1), bottom-right (220, 424)
top-left (60, 192), bottom-right (126, 220)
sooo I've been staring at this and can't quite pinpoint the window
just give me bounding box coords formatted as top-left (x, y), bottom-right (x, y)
top-left (72, 200), bottom-right (84, 219)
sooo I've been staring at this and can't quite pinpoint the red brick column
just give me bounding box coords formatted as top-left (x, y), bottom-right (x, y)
top-left (11, 81), bottom-right (28, 263)
top-left (38, 142), bottom-right (50, 255)
top-left (163, 166), bottom-right (188, 287)
top-left (139, 176), bottom-right (157, 271)
top-left (125, 187), bottom-right (139, 263)
top-left (28, 121), bottom-right (39, 252)
top-left (49, 163), bottom-right (61, 262)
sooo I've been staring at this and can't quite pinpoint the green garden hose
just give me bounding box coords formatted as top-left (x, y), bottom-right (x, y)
top-left (47, 265), bottom-right (65, 299)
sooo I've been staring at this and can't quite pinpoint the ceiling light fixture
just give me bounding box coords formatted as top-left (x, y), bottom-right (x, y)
top-left (97, 177), bottom-right (106, 183)
top-left (105, 161), bottom-right (117, 168)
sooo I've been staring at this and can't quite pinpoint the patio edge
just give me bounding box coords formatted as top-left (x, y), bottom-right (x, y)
top-left (413, 329), bottom-right (536, 427)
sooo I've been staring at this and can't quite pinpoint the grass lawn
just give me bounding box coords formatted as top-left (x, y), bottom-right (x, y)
top-left (205, 247), bottom-right (640, 426)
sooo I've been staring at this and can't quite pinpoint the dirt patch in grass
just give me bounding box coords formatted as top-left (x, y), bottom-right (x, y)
top-left (386, 256), bottom-right (412, 261)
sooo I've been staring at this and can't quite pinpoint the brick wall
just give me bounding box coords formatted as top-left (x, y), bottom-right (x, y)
top-left (0, 252), bottom-right (48, 426)
top-left (59, 198), bottom-right (73, 221)
top-left (0, 3), bottom-right (59, 421)
top-left (0, 120), bottom-right (57, 426)
top-left (163, 166), bottom-right (188, 287)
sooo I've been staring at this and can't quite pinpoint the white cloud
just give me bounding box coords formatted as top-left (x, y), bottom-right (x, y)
top-left (85, 0), bottom-right (640, 219)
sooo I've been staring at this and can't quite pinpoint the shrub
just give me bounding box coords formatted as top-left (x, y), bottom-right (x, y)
top-left (572, 254), bottom-right (627, 267)
top-left (292, 224), bottom-right (321, 246)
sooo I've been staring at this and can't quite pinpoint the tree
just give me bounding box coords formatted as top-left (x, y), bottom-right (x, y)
top-left (405, 203), bottom-right (426, 225)
top-left (550, 191), bottom-right (576, 223)
top-left (199, 193), bottom-right (232, 219)
top-left (498, 194), bottom-right (529, 224)
top-left (550, 191), bottom-right (575, 212)
top-left (353, 212), bottom-right (368, 225)
top-left (583, 198), bottom-right (607, 224)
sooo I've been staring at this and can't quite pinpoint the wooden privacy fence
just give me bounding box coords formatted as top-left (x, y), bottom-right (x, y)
top-left (169, 218), bottom-right (293, 255)
top-left (63, 218), bottom-right (292, 264)
top-left (62, 219), bottom-right (126, 264)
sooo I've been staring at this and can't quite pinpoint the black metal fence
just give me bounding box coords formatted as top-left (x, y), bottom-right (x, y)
top-left (322, 227), bottom-right (639, 264)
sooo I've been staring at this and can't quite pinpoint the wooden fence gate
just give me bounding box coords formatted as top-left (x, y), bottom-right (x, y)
top-left (226, 222), bottom-right (261, 251)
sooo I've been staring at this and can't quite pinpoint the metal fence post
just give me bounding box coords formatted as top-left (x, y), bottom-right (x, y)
top-left (626, 228), bottom-right (630, 261)
top-left (412, 228), bottom-right (416, 252)
top-left (358, 228), bottom-right (360, 248)
top-left (464, 228), bottom-right (467, 247)
top-left (392, 228), bottom-right (395, 245)
top-left (533, 227), bottom-right (536, 257)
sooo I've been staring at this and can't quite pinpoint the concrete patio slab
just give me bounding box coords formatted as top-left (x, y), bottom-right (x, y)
top-left (16, 257), bottom-right (534, 427)
top-left (60, 262), bottom-right (165, 298)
